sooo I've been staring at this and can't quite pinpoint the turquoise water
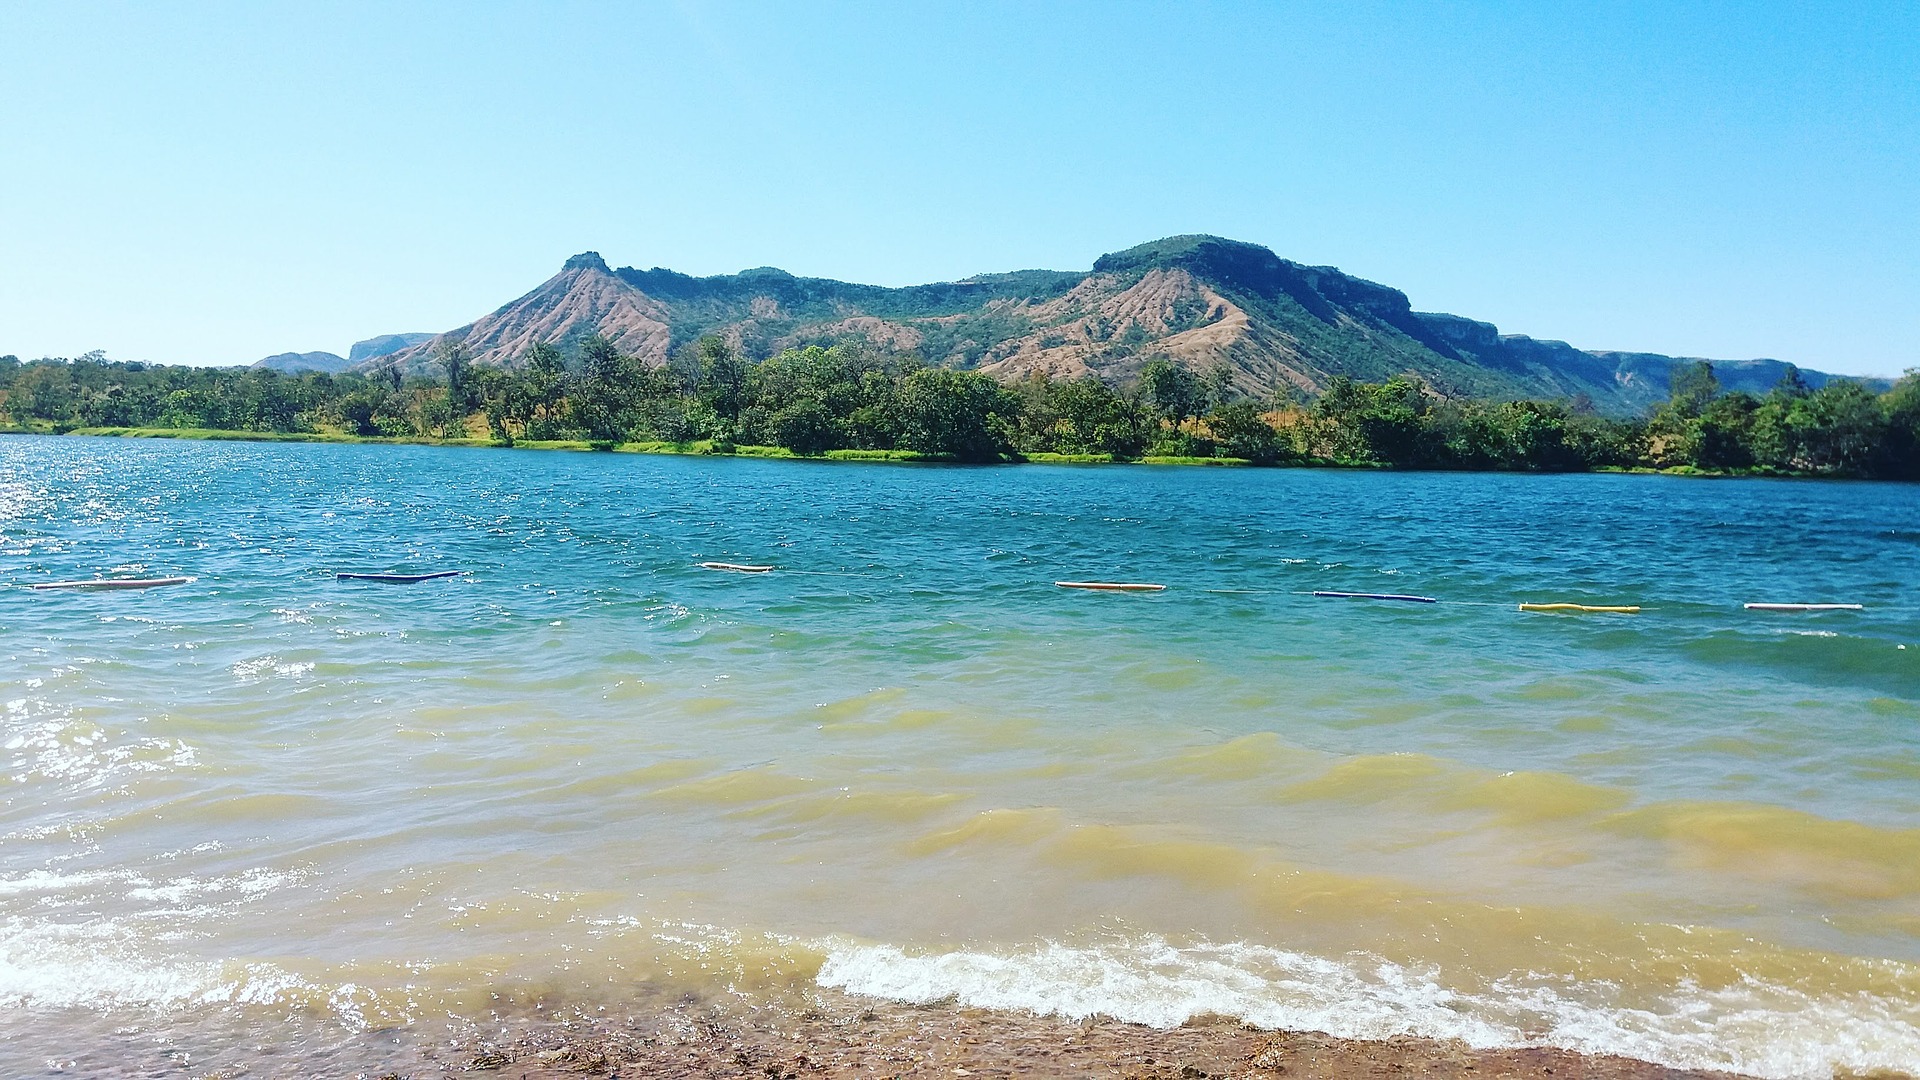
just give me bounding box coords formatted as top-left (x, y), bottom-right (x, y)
top-left (2, 435), bottom-right (1918, 1077)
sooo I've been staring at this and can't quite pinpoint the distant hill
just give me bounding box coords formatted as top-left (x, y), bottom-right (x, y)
top-left (253, 350), bottom-right (350, 373)
top-left (363, 236), bottom-right (1877, 413)
top-left (347, 332), bottom-right (433, 365)
top-left (253, 334), bottom-right (432, 375)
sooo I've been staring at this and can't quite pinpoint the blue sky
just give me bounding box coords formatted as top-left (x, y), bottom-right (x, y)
top-left (1, 1), bottom-right (1914, 376)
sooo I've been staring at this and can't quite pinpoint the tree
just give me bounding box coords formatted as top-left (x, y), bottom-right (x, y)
top-left (1140, 356), bottom-right (1204, 424)
top-left (771, 398), bottom-right (839, 455)
top-left (1495, 400), bottom-right (1581, 470)
top-left (436, 339), bottom-right (474, 413)
top-left (696, 335), bottom-right (749, 419)
top-left (1790, 381), bottom-right (1888, 474)
top-left (1045, 376), bottom-right (1150, 457)
top-left (1881, 369), bottom-right (1920, 479)
top-left (1647, 361), bottom-right (1722, 466)
top-left (1313, 375), bottom-right (1430, 465)
top-left (1693, 392), bottom-right (1759, 469)
top-left (896, 368), bottom-right (1013, 461)
top-left (580, 334), bottom-right (623, 386)
top-left (495, 342), bottom-right (571, 438)
top-left (575, 334), bottom-right (638, 441)
top-left (1667, 361), bottom-right (1720, 418)
top-left (526, 341), bottom-right (566, 378)
top-left (1202, 364), bottom-right (1237, 412)
top-left (1207, 402), bottom-right (1285, 463)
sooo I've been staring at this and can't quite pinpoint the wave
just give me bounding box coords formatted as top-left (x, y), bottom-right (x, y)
top-left (817, 934), bottom-right (1920, 1080)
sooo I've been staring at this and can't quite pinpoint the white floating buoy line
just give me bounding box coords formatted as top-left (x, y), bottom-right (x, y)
top-left (1312, 590), bottom-right (1437, 604)
top-left (18, 563), bottom-right (1877, 624)
top-left (31, 576), bottom-right (193, 590)
top-left (1743, 603), bottom-right (1865, 612)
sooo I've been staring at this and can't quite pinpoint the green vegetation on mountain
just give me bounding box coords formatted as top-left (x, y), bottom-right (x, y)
top-left (4, 345), bottom-right (1915, 479)
top-left (354, 237), bottom-right (1882, 417)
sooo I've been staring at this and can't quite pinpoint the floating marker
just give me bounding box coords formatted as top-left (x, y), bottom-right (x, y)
top-left (1056, 581), bottom-right (1166, 592)
top-left (700, 562), bottom-right (775, 573)
top-left (32, 576), bottom-right (192, 591)
top-left (1312, 590), bottom-right (1436, 604)
top-left (1743, 603), bottom-right (1863, 612)
top-left (1519, 603), bottom-right (1640, 614)
top-left (336, 571), bottom-right (464, 583)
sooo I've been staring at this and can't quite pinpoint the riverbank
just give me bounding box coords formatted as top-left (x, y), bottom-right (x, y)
top-left (0, 424), bottom-right (1856, 478)
top-left (8, 423), bottom-right (1267, 465)
top-left (344, 987), bottom-right (1763, 1079)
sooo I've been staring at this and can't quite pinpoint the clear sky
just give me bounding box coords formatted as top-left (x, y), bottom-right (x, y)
top-left (1, 1), bottom-right (1914, 376)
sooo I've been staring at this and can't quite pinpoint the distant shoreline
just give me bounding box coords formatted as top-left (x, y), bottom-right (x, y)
top-left (2, 424), bottom-right (1901, 482)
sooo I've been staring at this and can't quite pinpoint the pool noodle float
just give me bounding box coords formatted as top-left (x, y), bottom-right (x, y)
top-left (1312, 590), bottom-right (1437, 604)
top-left (1743, 602), bottom-right (1863, 612)
top-left (1056, 581), bottom-right (1167, 592)
top-left (336, 571), bottom-right (464, 583)
top-left (32, 576), bottom-right (192, 590)
top-left (1519, 602), bottom-right (1640, 614)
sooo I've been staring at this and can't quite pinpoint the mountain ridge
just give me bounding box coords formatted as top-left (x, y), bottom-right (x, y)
top-left (254, 333), bottom-right (433, 373)
top-left (361, 236), bottom-right (1876, 413)
top-left (347, 332), bottom-right (434, 365)
top-left (253, 350), bottom-right (350, 374)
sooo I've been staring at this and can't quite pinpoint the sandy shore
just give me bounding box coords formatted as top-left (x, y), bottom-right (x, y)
top-left (383, 987), bottom-right (1758, 1080)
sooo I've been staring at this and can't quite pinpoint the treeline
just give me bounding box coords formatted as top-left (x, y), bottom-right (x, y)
top-left (2, 341), bottom-right (1916, 479)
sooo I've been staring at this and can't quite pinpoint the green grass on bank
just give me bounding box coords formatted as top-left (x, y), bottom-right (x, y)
top-left (31, 428), bottom-right (961, 464)
top-left (1019, 452), bottom-right (1116, 464)
top-left (1138, 454), bottom-right (1252, 466)
top-left (4, 426), bottom-right (1840, 479)
top-left (66, 426), bottom-right (494, 445)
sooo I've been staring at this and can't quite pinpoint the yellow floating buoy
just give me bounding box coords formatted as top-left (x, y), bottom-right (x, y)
top-left (1055, 581), bottom-right (1167, 592)
top-left (700, 562), bottom-right (774, 573)
top-left (1518, 602), bottom-right (1640, 614)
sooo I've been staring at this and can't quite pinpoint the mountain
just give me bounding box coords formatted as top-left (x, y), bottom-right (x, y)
top-left (253, 350), bottom-right (351, 373)
top-left (253, 334), bottom-right (432, 375)
top-left (364, 236), bottom-right (1874, 413)
top-left (347, 333), bottom-right (434, 365)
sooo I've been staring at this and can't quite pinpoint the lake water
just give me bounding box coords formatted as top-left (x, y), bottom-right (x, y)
top-left (2, 435), bottom-right (1917, 1078)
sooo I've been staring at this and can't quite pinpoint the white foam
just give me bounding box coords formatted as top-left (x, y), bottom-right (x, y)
top-left (0, 864), bottom-right (301, 910)
top-left (0, 865), bottom-right (322, 1018)
top-left (0, 870), bottom-right (119, 898)
top-left (816, 936), bottom-right (1920, 1080)
top-left (231, 655), bottom-right (315, 682)
top-left (125, 867), bottom-right (300, 906)
top-left (0, 919), bottom-right (307, 1012)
